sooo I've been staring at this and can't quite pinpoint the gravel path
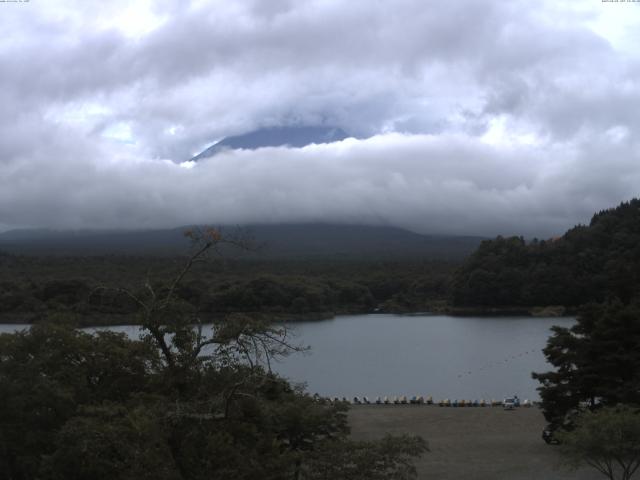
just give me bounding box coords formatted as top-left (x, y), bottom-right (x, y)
top-left (348, 405), bottom-right (602, 480)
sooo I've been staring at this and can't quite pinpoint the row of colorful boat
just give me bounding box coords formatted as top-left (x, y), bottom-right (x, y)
top-left (321, 395), bottom-right (534, 407)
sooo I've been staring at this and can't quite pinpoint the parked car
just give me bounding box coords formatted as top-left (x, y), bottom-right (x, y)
top-left (503, 397), bottom-right (516, 410)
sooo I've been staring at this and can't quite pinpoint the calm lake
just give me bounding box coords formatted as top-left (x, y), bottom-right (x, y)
top-left (0, 314), bottom-right (573, 401)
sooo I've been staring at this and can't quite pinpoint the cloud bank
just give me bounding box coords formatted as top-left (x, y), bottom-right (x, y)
top-left (1, 0), bottom-right (639, 236)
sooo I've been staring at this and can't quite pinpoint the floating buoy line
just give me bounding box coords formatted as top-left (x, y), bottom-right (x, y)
top-left (308, 348), bottom-right (543, 408)
top-left (312, 394), bottom-right (537, 407)
top-left (456, 349), bottom-right (538, 379)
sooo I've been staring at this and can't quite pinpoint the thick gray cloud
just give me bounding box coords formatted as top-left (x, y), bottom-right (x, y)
top-left (1, 0), bottom-right (639, 236)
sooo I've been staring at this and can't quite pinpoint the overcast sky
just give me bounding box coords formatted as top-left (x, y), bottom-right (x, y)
top-left (1, 0), bottom-right (639, 236)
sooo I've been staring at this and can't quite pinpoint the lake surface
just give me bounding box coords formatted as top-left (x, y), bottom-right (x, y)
top-left (0, 314), bottom-right (573, 400)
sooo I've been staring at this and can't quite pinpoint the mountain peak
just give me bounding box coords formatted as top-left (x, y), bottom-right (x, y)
top-left (191, 125), bottom-right (349, 161)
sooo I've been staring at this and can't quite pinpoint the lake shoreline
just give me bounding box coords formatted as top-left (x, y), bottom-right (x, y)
top-left (0, 305), bottom-right (576, 327)
top-left (441, 305), bottom-right (576, 318)
top-left (1, 313), bottom-right (575, 401)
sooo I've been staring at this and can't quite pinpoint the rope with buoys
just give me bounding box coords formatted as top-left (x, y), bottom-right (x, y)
top-left (455, 349), bottom-right (538, 379)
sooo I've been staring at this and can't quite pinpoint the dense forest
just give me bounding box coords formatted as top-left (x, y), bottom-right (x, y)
top-left (452, 199), bottom-right (640, 309)
top-left (0, 224), bottom-right (478, 325)
top-left (4, 199), bottom-right (640, 325)
top-left (0, 253), bottom-right (454, 325)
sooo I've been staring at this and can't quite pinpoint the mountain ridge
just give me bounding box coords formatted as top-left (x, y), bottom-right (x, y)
top-left (0, 223), bottom-right (483, 260)
top-left (190, 125), bottom-right (349, 161)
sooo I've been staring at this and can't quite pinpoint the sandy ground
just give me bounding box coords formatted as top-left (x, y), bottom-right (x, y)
top-left (348, 405), bottom-right (602, 480)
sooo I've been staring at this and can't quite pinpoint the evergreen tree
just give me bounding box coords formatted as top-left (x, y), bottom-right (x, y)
top-left (533, 301), bottom-right (640, 427)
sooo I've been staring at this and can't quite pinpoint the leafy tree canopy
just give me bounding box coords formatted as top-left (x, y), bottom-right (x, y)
top-left (0, 228), bottom-right (426, 480)
top-left (452, 198), bottom-right (640, 307)
top-left (557, 405), bottom-right (640, 480)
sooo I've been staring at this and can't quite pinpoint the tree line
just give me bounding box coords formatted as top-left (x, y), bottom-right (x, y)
top-left (452, 199), bottom-right (640, 308)
top-left (0, 254), bottom-right (453, 325)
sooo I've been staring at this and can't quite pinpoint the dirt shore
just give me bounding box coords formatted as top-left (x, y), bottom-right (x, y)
top-left (348, 405), bottom-right (601, 480)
